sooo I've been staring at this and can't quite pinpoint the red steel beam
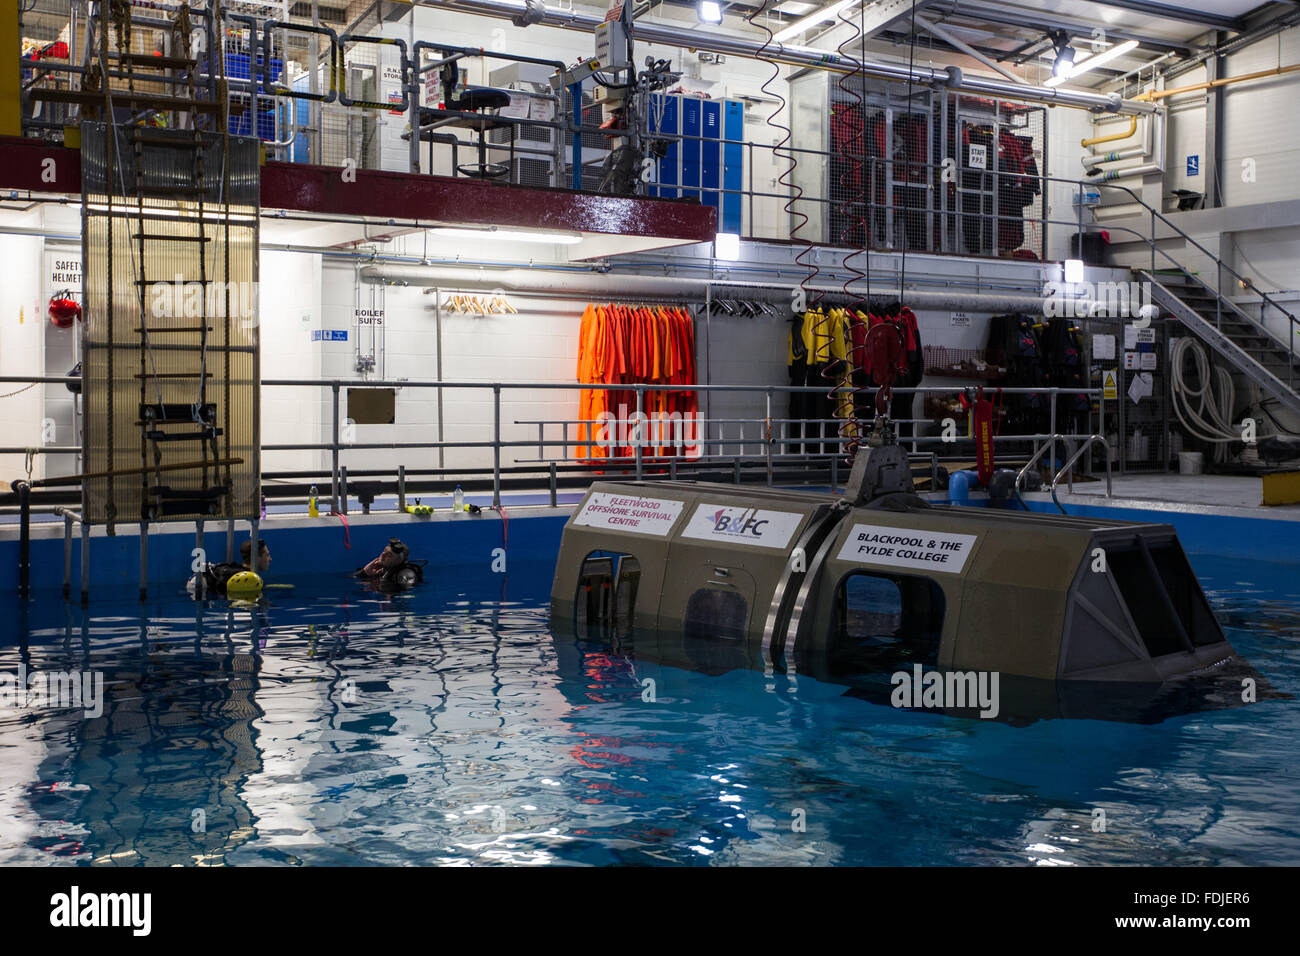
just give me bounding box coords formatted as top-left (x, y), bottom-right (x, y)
top-left (0, 137), bottom-right (716, 241)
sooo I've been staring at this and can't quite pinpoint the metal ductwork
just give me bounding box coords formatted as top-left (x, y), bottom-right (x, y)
top-left (415, 0), bottom-right (1158, 115)
top-left (360, 263), bottom-right (1097, 314)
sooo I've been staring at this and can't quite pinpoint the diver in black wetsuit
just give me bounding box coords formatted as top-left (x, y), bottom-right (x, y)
top-left (190, 539), bottom-right (271, 596)
top-left (355, 537), bottom-right (425, 590)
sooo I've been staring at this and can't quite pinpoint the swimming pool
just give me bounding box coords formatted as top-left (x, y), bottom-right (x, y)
top-left (2, 549), bottom-right (1298, 866)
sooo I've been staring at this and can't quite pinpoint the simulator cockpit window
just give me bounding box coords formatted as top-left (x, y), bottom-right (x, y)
top-left (576, 551), bottom-right (641, 640)
top-left (833, 572), bottom-right (946, 670)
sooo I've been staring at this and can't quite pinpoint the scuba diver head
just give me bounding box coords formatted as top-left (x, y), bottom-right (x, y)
top-left (358, 537), bottom-right (424, 590)
top-left (380, 538), bottom-right (409, 569)
top-left (240, 538), bottom-right (271, 571)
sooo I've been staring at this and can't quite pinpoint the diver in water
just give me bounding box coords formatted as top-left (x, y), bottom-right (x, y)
top-left (356, 537), bottom-right (425, 590)
top-left (190, 539), bottom-right (271, 597)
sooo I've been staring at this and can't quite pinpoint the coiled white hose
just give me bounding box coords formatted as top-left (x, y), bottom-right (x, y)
top-left (1171, 337), bottom-right (1239, 464)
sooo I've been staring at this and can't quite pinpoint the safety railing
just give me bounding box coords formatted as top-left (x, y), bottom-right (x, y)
top-left (4, 375), bottom-right (1108, 510)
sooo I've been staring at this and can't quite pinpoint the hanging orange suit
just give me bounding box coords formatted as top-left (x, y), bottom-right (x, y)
top-left (576, 302), bottom-right (698, 461)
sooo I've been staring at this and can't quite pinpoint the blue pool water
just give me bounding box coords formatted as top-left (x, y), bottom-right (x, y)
top-left (1, 552), bottom-right (1298, 866)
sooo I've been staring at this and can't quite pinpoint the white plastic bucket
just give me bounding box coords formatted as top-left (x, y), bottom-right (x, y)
top-left (1178, 451), bottom-right (1204, 475)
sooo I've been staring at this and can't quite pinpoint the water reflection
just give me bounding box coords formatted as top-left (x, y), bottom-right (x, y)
top-left (0, 553), bottom-right (1295, 866)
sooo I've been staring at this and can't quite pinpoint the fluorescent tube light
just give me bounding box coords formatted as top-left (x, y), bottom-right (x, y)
top-left (773, 0), bottom-right (859, 44)
top-left (1046, 39), bottom-right (1139, 87)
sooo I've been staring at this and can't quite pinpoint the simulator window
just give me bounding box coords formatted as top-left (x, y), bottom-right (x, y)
top-left (833, 572), bottom-right (945, 670)
top-left (576, 551), bottom-right (641, 639)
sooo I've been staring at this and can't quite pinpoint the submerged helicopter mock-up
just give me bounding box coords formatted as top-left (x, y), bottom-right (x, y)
top-left (552, 328), bottom-right (1273, 724)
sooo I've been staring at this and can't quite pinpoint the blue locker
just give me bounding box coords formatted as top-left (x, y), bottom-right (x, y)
top-left (680, 97), bottom-right (702, 201)
top-left (651, 94), bottom-right (679, 199)
top-left (701, 100), bottom-right (721, 216)
top-left (722, 100), bottom-right (744, 234)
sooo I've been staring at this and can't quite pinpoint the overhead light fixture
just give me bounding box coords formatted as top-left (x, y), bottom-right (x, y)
top-left (431, 226), bottom-right (584, 245)
top-left (1045, 39), bottom-right (1140, 87)
top-left (1049, 30), bottom-right (1075, 79)
top-left (1064, 258), bottom-right (1085, 284)
top-left (698, 0), bottom-right (723, 23)
top-left (714, 232), bottom-right (740, 260)
top-left (773, 0), bottom-right (859, 45)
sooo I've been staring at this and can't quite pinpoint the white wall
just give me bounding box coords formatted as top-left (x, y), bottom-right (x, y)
top-left (259, 250), bottom-right (324, 477)
top-left (320, 257), bottom-right (586, 478)
top-left (41, 241), bottom-right (82, 478)
top-left (0, 230), bottom-right (47, 484)
top-left (1219, 25), bottom-right (1300, 208)
top-left (1045, 105), bottom-right (1097, 261)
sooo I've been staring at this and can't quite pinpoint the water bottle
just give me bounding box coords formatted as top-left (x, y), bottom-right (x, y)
top-left (453, 484), bottom-right (464, 513)
top-left (308, 484), bottom-right (319, 517)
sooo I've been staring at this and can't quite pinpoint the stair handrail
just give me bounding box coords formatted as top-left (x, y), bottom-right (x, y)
top-left (1086, 179), bottom-right (1297, 371)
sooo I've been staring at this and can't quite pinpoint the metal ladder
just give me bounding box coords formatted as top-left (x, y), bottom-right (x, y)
top-left (82, 1), bottom-right (236, 528)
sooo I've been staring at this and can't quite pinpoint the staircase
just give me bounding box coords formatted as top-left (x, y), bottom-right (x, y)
top-left (1140, 268), bottom-right (1300, 418)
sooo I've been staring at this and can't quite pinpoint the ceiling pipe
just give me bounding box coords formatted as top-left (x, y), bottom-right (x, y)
top-left (413, 0), bottom-right (1157, 114)
top-left (360, 263), bottom-right (1100, 314)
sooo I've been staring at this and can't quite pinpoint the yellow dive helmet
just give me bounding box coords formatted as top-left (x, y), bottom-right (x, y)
top-left (225, 570), bottom-right (264, 598)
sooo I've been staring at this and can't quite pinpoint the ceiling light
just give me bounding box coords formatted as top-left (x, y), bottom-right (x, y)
top-left (1064, 258), bottom-right (1084, 284)
top-left (1053, 46), bottom-right (1075, 79)
top-left (715, 232), bottom-right (740, 260)
top-left (698, 1), bottom-right (723, 23)
top-left (431, 227), bottom-right (583, 245)
top-left (1045, 39), bottom-right (1139, 87)
top-left (1048, 30), bottom-right (1075, 79)
top-left (773, 0), bottom-right (859, 45)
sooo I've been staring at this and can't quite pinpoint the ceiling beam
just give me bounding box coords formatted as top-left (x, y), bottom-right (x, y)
top-left (1079, 0), bottom-right (1246, 31)
top-left (914, 15), bottom-right (1026, 82)
top-left (931, 1), bottom-right (1201, 57)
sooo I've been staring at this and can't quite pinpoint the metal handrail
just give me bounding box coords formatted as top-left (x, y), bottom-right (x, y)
top-left (2, 374), bottom-right (1107, 511)
top-left (1050, 435), bottom-right (1113, 514)
top-left (1011, 432), bottom-right (1112, 513)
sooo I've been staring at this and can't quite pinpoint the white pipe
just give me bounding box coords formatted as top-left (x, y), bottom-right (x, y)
top-left (360, 263), bottom-right (1105, 313)
top-left (1084, 107), bottom-right (1154, 169)
top-left (1082, 146), bottom-right (1144, 169)
top-left (1090, 107), bottom-right (1165, 181)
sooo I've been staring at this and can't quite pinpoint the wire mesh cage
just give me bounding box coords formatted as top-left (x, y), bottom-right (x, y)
top-left (923, 346), bottom-right (1008, 380)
